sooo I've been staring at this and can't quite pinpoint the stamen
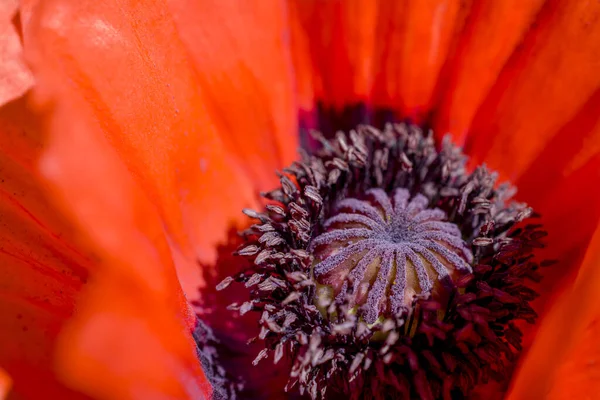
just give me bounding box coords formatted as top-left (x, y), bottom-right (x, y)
top-left (193, 320), bottom-right (243, 399)
top-left (219, 123), bottom-right (548, 400)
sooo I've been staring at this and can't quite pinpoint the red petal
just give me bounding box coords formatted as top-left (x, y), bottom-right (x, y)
top-left (0, 95), bottom-right (90, 398)
top-left (21, 0), bottom-right (298, 298)
top-left (0, 367), bottom-right (10, 398)
top-left (56, 271), bottom-right (211, 399)
top-left (433, 0), bottom-right (546, 145)
top-left (0, 92), bottom-right (211, 398)
top-left (509, 92), bottom-right (600, 396)
top-left (508, 224), bottom-right (600, 399)
top-left (290, 0), bottom-right (470, 124)
top-left (465, 0), bottom-right (600, 181)
top-left (372, 0), bottom-right (471, 123)
top-left (38, 92), bottom-right (211, 398)
top-left (1, 0), bottom-right (299, 396)
top-left (515, 90), bottom-right (600, 310)
top-left (166, 0), bottom-right (299, 178)
top-left (289, 0), bottom-right (378, 110)
top-left (546, 318), bottom-right (600, 399)
top-left (0, 0), bottom-right (33, 104)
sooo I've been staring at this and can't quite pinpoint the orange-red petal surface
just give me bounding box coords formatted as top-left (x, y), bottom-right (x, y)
top-left (433, 0), bottom-right (546, 145)
top-left (0, 82), bottom-right (211, 399)
top-left (0, 0), bottom-right (33, 105)
top-left (290, 0), bottom-right (471, 124)
top-left (508, 224), bottom-right (600, 399)
top-left (1, 4), bottom-right (214, 397)
top-left (0, 95), bottom-right (92, 399)
top-left (166, 0), bottom-right (299, 183)
top-left (38, 91), bottom-right (211, 398)
top-left (372, 0), bottom-right (469, 123)
top-left (2, 0), bottom-right (301, 397)
top-left (289, 0), bottom-right (378, 110)
top-left (466, 0), bottom-right (600, 181)
top-left (515, 91), bottom-right (600, 312)
top-left (21, 0), bottom-right (298, 299)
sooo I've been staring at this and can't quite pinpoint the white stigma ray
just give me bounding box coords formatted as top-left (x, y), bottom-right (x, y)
top-left (312, 188), bottom-right (473, 324)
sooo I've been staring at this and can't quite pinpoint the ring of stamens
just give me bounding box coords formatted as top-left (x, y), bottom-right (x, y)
top-left (218, 123), bottom-right (548, 400)
top-left (312, 188), bottom-right (473, 324)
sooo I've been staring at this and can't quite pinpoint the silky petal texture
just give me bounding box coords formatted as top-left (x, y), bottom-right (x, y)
top-left (21, 0), bottom-right (298, 298)
top-left (38, 94), bottom-right (212, 398)
top-left (0, 95), bottom-right (90, 399)
top-left (507, 224), bottom-right (600, 399)
top-left (290, 0), bottom-right (471, 124)
top-left (516, 90), bottom-right (600, 317)
top-left (0, 88), bottom-right (210, 397)
top-left (372, 0), bottom-right (471, 122)
top-left (165, 0), bottom-right (299, 184)
top-left (433, 0), bottom-right (546, 145)
top-left (465, 0), bottom-right (600, 180)
top-left (289, 0), bottom-right (378, 110)
top-left (0, 0), bottom-right (33, 105)
top-left (13, 0), bottom-right (300, 397)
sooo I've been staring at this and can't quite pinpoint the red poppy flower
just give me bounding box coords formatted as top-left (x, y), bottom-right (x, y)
top-left (1, 0), bottom-right (599, 399)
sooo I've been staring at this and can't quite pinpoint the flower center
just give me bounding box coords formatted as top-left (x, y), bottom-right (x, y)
top-left (311, 188), bottom-right (472, 324)
top-left (217, 123), bottom-right (548, 400)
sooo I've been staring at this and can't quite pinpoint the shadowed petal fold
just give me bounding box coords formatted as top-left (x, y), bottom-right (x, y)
top-left (508, 224), bottom-right (600, 399)
top-left (39, 94), bottom-right (211, 398)
top-left (515, 91), bottom-right (600, 316)
top-left (0, 95), bottom-right (91, 399)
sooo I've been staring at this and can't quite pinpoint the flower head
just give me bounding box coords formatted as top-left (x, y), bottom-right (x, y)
top-left (0, 1), bottom-right (599, 399)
